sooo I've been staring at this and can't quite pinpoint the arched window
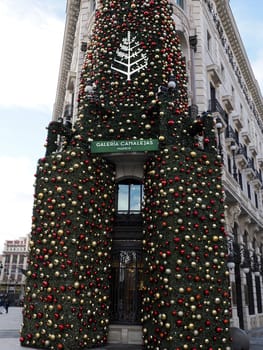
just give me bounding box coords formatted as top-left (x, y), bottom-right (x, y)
top-left (117, 180), bottom-right (143, 214)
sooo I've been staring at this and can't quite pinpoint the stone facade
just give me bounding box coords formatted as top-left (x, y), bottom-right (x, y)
top-left (0, 236), bottom-right (29, 304)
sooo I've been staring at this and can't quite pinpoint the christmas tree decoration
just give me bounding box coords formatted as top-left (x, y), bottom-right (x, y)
top-left (75, 0), bottom-right (188, 143)
top-left (21, 0), bottom-right (232, 349)
top-left (20, 149), bottom-right (115, 349)
top-left (111, 31), bottom-right (149, 80)
top-left (142, 115), bottom-right (231, 349)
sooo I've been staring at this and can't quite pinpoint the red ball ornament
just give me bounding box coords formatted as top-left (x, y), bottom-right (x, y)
top-left (20, 337), bottom-right (25, 343)
top-left (42, 280), bottom-right (49, 288)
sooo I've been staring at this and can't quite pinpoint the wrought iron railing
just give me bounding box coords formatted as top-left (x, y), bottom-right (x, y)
top-left (236, 144), bottom-right (248, 159)
top-left (225, 125), bottom-right (238, 143)
top-left (209, 98), bottom-right (228, 123)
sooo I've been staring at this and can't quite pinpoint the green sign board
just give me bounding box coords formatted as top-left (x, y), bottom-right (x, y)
top-left (91, 139), bottom-right (159, 153)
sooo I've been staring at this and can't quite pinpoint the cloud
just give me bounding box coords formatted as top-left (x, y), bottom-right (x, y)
top-left (0, 0), bottom-right (64, 111)
top-left (0, 156), bottom-right (36, 251)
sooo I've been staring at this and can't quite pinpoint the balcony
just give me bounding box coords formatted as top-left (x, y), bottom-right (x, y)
top-left (244, 158), bottom-right (256, 180)
top-left (225, 125), bottom-right (238, 145)
top-left (241, 130), bottom-right (251, 144)
top-left (209, 98), bottom-right (228, 123)
top-left (257, 157), bottom-right (263, 168)
top-left (236, 145), bottom-right (248, 168)
top-left (207, 64), bottom-right (222, 87)
top-left (249, 144), bottom-right (258, 157)
top-left (251, 171), bottom-right (262, 190)
top-left (232, 114), bottom-right (243, 130)
top-left (222, 95), bottom-right (234, 113)
top-left (66, 70), bottom-right (76, 91)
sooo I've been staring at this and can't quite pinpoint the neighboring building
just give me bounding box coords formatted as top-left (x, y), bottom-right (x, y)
top-left (51, 0), bottom-right (263, 336)
top-left (0, 237), bottom-right (29, 304)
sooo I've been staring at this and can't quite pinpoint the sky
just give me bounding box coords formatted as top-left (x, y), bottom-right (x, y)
top-left (0, 1), bottom-right (263, 253)
top-left (0, 0), bottom-right (67, 252)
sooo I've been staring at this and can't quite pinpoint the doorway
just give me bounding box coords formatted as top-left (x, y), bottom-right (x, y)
top-left (110, 179), bottom-right (144, 324)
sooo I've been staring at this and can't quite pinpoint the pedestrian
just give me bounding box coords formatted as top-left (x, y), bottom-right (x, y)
top-left (4, 300), bottom-right (9, 314)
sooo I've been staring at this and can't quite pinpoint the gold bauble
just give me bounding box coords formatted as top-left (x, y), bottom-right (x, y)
top-left (74, 282), bottom-right (80, 289)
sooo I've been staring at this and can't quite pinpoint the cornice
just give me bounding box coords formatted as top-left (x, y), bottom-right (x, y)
top-left (52, 0), bottom-right (81, 121)
top-left (214, 0), bottom-right (263, 117)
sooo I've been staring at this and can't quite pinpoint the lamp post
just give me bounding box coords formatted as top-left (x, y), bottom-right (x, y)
top-left (227, 239), bottom-right (250, 274)
top-left (215, 117), bottom-right (223, 157)
top-left (252, 251), bottom-right (260, 276)
top-left (227, 237), bottom-right (235, 271)
top-left (240, 244), bottom-right (250, 274)
top-left (230, 141), bottom-right (238, 181)
top-left (227, 251), bottom-right (236, 271)
top-left (157, 75), bottom-right (177, 97)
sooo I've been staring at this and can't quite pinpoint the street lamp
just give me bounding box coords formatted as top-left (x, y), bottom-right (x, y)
top-left (240, 245), bottom-right (250, 274)
top-left (227, 238), bottom-right (235, 271)
top-left (227, 253), bottom-right (235, 271)
top-left (227, 238), bottom-right (250, 274)
top-left (157, 75), bottom-right (177, 97)
top-left (252, 251), bottom-right (260, 276)
top-left (215, 117), bottom-right (223, 157)
top-left (230, 141), bottom-right (238, 181)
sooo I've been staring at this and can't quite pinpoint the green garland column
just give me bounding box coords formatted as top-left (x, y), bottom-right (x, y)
top-left (20, 148), bottom-right (115, 349)
top-left (142, 116), bottom-right (232, 349)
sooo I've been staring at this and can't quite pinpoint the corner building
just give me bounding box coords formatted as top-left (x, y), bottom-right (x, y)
top-left (20, 0), bottom-right (263, 349)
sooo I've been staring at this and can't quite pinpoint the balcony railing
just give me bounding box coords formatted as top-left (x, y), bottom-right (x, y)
top-left (237, 144), bottom-right (248, 159)
top-left (247, 158), bottom-right (256, 172)
top-left (236, 144), bottom-right (248, 168)
top-left (225, 125), bottom-right (238, 143)
top-left (209, 98), bottom-right (228, 123)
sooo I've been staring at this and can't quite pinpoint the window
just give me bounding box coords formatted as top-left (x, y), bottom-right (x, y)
top-left (235, 129), bottom-right (239, 144)
top-left (220, 63), bottom-right (225, 82)
top-left (247, 182), bottom-right (251, 200)
top-left (255, 192), bottom-right (258, 208)
top-left (238, 171), bottom-right (243, 190)
top-left (117, 181), bottom-right (143, 214)
top-left (207, 30), bottom-right (211, 51)
top-left (231, 85), bottom-right (235, 106)
top-left (91, 0), bottom-right (96, 12)
top-left (176, 0), bottom-right (184, 9)
top-left (227, 156), bottom-right (231, 174)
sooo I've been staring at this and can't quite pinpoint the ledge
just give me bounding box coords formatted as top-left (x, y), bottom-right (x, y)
top-left (207, 64), bottom-right (222, 87)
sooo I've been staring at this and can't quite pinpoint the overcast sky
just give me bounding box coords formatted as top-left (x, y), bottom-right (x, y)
top-left (0, 0), bottom-right (66, 252)
top-left (0, 0), bottom-right (262, 252)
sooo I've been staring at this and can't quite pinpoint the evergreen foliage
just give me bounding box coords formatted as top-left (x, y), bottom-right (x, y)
top-left (21, 0), bottom-right (232, 349)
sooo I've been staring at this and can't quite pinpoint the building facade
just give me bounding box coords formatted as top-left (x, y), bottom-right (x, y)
top-left (52, 0), bottom-right (263, 336)
top-left (0, 237), bottom-right (29, 305)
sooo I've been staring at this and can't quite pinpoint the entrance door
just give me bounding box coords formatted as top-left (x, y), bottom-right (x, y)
top-left (110, 179), bottom-right (143, 324)
top-left (111, 247), bottom-right (143, 324)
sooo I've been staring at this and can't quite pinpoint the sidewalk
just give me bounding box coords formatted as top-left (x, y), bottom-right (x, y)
top-left (247, 327), bottom-right (263, 350)
top-left (0, 307), bottom-right (263, 350)
top-left (0, 308), bottom-right (141, 350)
